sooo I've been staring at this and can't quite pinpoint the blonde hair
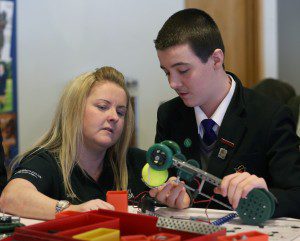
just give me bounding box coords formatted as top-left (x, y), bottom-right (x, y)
top-left (11, 66), bottom-right (134, 199)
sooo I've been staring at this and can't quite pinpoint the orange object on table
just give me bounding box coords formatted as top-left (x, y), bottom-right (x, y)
top-left (217, 231), bottom-right (268, 241)
top-left (106, 190), bottom-right (128, 212)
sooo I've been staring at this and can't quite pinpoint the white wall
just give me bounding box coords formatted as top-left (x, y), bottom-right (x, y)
top-left (18, 0), bottom-right (292, 153)
top-left (17, 0), bottom-right (184, 152)
top-left (278, 0), bottom-right (300, 93)
top-left (262, 0), bottom-right (300, 94)
top-left (262, 0), bottom-right (278, 79)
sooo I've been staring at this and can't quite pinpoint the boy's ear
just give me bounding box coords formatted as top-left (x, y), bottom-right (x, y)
top-left (212, 49), bottom-right (224, 70)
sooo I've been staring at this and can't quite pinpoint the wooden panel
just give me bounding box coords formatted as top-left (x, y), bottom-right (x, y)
top-left (185, 0), bottom-right (263, 87)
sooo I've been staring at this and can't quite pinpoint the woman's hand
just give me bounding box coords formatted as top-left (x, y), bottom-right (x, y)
top-left (67, 199), bottom-right (115, 212)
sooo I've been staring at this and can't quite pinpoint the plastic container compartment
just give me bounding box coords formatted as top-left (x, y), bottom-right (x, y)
top-left (73, 228), bottom-right (120, 241)
top-left (15, 213), bottom-right (120, 240)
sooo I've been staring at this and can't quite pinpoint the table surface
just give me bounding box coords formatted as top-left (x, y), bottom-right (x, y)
top-left (2, 208), bottom-right (300, 241)
top-left (153, 207), bottom-right (300, 241)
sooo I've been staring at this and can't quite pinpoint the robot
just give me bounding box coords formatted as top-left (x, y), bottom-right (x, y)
top-left (142, 140), bottom-right (276, 225)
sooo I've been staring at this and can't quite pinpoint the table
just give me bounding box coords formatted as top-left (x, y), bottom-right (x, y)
top-left (2, 208), bottom-right (300, 241)
top-left (154, 207), bottom-right (300, 241)
top-left (0, 213), bottom-right (43, 226)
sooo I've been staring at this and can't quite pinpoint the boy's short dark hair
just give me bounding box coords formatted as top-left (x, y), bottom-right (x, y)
top-left (154, 8), bottom-right (225, 63)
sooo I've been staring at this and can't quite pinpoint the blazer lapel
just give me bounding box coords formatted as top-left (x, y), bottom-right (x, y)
top-left (207, 74), bottom-right (247, 178)
top-left (178, 104), bottom-right (202, 161)
top-left (208, 113), bottom-right (247, 178)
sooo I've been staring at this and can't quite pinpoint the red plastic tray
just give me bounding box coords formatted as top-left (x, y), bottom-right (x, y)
top-left (11, 209), bottom-right (226, 241)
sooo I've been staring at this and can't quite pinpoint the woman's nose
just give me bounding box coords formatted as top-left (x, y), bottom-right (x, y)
top-left (107, 108), bottom-right (119, 122)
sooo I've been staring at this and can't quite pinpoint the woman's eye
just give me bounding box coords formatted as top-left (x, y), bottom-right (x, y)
top-left (117, 109), bottom-right (126, 117)
top-left (97, 105), bottom-right (108, 111)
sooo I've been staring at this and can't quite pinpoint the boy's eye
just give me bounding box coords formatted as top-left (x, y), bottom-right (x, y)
top-left (179, 69), bottom-right (189, 74)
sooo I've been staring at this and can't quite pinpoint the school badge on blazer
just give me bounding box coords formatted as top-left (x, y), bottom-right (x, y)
top-left (217, 138), bottom-right (235, 160)
top-left (218, 148), bottom-right (227, 159)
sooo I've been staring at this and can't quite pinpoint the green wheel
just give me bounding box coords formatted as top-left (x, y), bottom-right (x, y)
top-left (161, 140), bottom-right (181, 155)
top-left (146, 143), bottom-right (174, 171)
top-left (236, 188), bottom-right (275, 225)
top-left (177, 159), bottom-right (199, 182)
top-left (173, 153), bottom-right (187, 162)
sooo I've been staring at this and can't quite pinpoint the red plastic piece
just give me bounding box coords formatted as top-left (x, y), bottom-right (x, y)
top-left (121, 234), bottom-right (148, 241)
top-left (217, 231), bottom-right (268, 241)
top-left (106, 190), bottom-right (128, 212)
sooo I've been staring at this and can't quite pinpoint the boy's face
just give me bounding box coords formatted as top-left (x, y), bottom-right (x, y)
top-left (157, 43), bottom-right (218, 108)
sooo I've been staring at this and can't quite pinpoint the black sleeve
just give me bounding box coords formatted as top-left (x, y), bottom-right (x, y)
top-left (126, 147), bottom-right (149, 196)
top-left (266, 106), bottom-right (300, 218)
top-left (155, 104), bottom-right (170, 144)
top-left (10, 151), bottom-right (58, 196)
top-left (0, 129), bottom-right (7, 194)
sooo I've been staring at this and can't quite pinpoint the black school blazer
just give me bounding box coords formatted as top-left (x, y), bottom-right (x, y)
top-left (155, 72), bottom-right (300, 218)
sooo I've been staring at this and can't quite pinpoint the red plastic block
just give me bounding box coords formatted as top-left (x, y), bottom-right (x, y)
top-left (217, 231), bottom-right (268, 241)
top-left (121, 235), bottom-right (148, 241)
top-left (106, 190), bottom-right (128, 212)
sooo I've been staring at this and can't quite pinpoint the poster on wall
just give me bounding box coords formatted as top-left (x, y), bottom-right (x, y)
top-left (0, 0), bottom-right (17, 165)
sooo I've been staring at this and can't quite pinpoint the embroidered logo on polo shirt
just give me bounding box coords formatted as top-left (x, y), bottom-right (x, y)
top-left (14, 169), bottom-right (42, 179)
top-left (127, 189), bottom-right (134, 199)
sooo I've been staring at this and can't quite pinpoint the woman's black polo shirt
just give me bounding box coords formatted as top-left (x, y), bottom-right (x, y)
top-left (11, 147), bottom-right (148, 204)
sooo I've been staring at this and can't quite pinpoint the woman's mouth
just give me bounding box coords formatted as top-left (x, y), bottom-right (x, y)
top-left (102, 127), bottom-right (114, 133)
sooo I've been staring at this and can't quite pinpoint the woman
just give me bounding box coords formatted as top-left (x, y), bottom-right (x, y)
top-left (0, 66), bottom-right (147, 220)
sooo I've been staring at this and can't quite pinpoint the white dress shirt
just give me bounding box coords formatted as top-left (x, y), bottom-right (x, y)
top-left (194, 75), bottom-right (236, 138)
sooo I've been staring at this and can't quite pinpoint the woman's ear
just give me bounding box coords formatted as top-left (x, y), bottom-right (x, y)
top-left (211, 49), bottom-right (224, 70)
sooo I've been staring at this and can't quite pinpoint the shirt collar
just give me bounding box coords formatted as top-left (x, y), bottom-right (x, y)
top-left (194, 74), bottom-right (236, 135)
